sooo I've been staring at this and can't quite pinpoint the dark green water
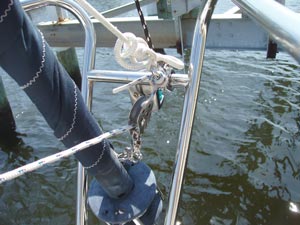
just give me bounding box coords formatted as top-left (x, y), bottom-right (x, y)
top-left (1, 0), bottom-right (300, 225)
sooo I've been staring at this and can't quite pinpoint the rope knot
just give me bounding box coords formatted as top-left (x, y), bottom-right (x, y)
top-left (114, 32), bottom-right (157, 70)
top-left (114, 32), bottom-right (184, 71)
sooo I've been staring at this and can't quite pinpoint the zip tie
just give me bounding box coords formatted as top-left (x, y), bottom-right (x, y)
top-left (0, 125), bottom-right (133, 184)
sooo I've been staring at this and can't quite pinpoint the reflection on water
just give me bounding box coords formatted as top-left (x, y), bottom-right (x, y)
top-left (1, 47), bottom-right (300, 225)
top-left (182, 50), bottom-right (300, 225)
top-left (87, 49), bottom-right (300, 225)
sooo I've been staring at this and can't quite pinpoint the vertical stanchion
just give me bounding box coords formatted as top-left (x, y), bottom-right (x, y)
top-left (164, 1), bottom-right (217, 224)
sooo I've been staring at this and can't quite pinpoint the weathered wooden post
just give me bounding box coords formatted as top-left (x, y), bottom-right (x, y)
top-left (0, 76), bottom-right (16, 140)
top-left (56, 47), bottom-right (82, 90)
top-left (266, 0), bottom-right (286, 59)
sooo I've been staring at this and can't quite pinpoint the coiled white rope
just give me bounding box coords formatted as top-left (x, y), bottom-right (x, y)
top-left (0, 125), bottom-right (132, 184)
top-left (76, 0), bottom-right (184, 71)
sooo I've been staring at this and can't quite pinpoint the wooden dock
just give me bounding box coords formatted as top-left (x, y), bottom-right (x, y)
top-left (26, 3), bottom-right (270, 51)
top-left (35, 11), bottom-right (268, 50)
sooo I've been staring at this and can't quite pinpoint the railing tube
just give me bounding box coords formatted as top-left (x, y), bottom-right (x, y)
top-left (164, 1), bottom-right (217, 224)
top-left (87, 70), bottom-right (189, 88)
top-left (21, 1), bottom-right (96, 225)
top-left (232, 0), bottom-right (300, 64)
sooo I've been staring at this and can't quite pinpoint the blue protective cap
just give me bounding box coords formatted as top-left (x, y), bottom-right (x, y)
top-left (88, 162), bottom-right (161, 224)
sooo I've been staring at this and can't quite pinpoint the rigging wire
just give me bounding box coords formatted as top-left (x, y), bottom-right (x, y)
top-left (134, 0), bottom-right (154, 49)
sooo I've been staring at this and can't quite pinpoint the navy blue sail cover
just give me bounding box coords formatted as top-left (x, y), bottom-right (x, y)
top-left (0, 0), bottom-right (133, 199)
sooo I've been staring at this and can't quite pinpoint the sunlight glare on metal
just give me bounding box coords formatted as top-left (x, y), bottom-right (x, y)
top-left (289, 202), bottom-right (300, 214)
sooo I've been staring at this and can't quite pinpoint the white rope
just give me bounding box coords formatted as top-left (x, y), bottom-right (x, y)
top-left (0, 125), bottom-right (132, 184)
top-left (75, 0), bottom-right (184, 71)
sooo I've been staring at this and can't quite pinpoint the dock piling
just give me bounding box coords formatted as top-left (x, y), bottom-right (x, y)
top-left (266, 0), bottom-right (286, 59)
top-left (56, 47), bottom-right (82, 90)
top-left (266, 38), bottom-right (278, 59)
top-left (0, 76), bottom-right (16, 140)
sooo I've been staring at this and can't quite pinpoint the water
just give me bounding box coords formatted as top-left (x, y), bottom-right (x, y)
top-left (1, 0), bottom-right (300, 224)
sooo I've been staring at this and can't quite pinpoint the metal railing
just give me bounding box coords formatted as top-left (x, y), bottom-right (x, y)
top-left (233, 0), bottom-right (300, 64)
top-left (164, 1), bottom-right (217, 224)
top-left (20, 0), bottom-right (300, 225)
top-left (21, 1), bottom-right (96, 224)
